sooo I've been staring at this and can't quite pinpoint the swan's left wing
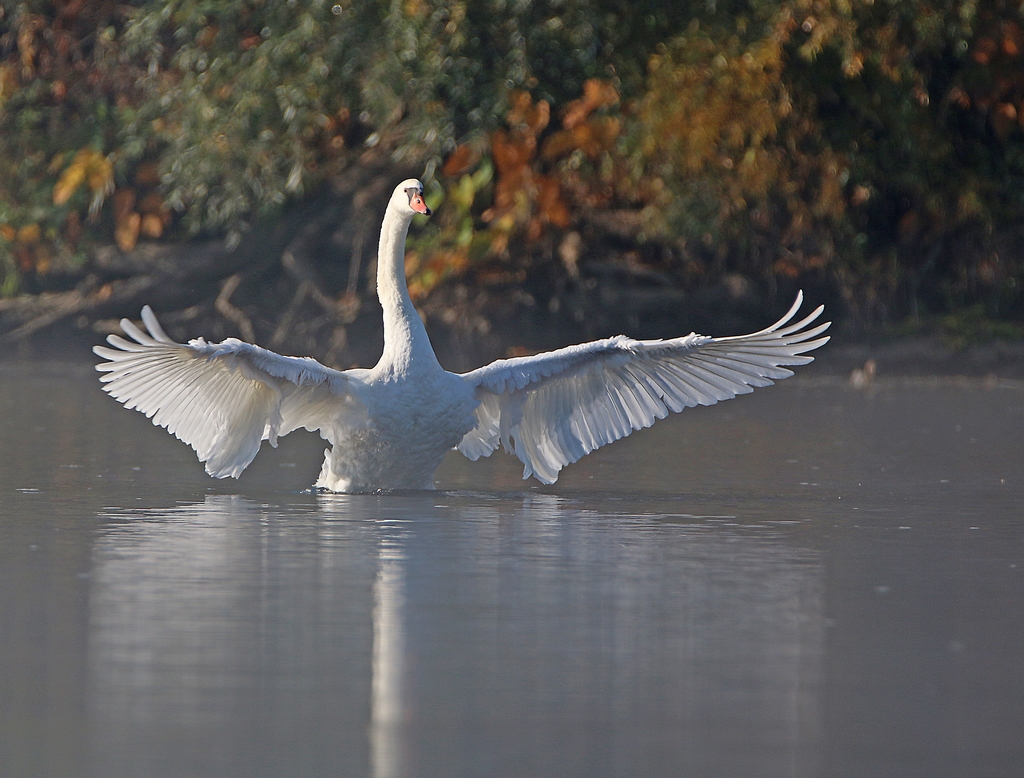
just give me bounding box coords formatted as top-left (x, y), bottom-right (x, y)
top-left (94, 306), bottom-right (362, 478)
top-left (457, 292), bottom-right (829, 484)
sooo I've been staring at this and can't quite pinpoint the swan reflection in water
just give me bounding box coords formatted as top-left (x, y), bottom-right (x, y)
top-left (369, 522), bottom-right (408, 778)
top-left (87, 493), bottom-right (825, 778)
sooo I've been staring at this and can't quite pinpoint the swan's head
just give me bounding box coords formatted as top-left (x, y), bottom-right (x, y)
top-left (391, 179), bottom-right (432, 218)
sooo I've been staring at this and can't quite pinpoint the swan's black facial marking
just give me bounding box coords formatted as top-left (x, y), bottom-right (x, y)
top-left (405, 186), bottom-right (432, 216)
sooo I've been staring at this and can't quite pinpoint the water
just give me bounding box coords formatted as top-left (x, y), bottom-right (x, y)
top-left (1, 362), bottom-right (1022, 778)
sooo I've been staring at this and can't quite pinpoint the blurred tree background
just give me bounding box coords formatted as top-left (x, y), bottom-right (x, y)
top-left (2, 0), bottom-right (1024, 360)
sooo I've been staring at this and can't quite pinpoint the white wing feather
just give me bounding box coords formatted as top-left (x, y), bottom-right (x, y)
top-left (457, 291), bottom-right (829, 483)
top-left (93, 306), bottom-right (362, 478)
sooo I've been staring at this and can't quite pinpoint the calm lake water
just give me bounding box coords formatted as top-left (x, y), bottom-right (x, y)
top-left (1, 361), bottom-right (1022, 778)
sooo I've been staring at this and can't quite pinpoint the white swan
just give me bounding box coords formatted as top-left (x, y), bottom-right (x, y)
top-left (94, 179), bottom-right (830, 491)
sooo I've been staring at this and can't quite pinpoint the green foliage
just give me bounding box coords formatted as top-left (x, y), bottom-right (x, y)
top-left (0, 0), bottom-right (1023, 325)
top-left (120, 1), bottom-right (400, 242)
top-left (117, 0), bottom-right (625, 243)
top-left (623, 22), bottom-right (851, 271)
top-left (405, 159), bottom-right (494, 300)
top-left (940, 304), bottom-right (1024, 349)
top-left (602, 0), bottom-right (1024, 321)
top-left (0, 1), bottom-right (133, 283)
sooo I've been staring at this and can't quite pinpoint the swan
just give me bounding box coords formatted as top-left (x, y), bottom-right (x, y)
top-left (94, 179), bottom-right (830, 491)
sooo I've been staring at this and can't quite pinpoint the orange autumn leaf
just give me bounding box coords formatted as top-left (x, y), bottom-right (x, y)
top-left (541, 117), bottom-right (621, 161)
top-left (561, 79), bottom-right (619, 129)
top-left (442, 144), bottom-right (477, 177)
top-left (535, 175), bottom-right (571, 229)
top-left (490, 128), bottom-right (535, 174)
top-left (16, 223), bottom-right (41, 244)
top-left (506, 91), bottom-right (550, 135)
top-left (486, 128), bottom-right (536, 222)
top-left (115, 211), bottom-right (141, 252)
top-left (140, 213), bottom-right (164, 239)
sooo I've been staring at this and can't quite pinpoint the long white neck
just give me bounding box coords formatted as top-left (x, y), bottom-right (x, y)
top-left (374, 207), bottom-right (439, 374)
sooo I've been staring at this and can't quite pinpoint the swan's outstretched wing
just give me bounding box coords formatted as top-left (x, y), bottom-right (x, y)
top-left (94, 306), bottom-right (363, 478)
top-left (457, 291), bottom-right (829, 484)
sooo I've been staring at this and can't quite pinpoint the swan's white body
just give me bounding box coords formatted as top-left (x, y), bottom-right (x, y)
top-left (95, 179), bottom-right (830, 491)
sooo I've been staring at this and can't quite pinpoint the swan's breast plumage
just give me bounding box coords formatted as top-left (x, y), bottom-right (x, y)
top-left (317, 368), bottom-right (478, 491)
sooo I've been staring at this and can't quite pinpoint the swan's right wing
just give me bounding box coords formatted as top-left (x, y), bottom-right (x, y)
top-left (94, 306), bottom-right (364, 478)
top-left (458, 292), bottom-right (829, 483)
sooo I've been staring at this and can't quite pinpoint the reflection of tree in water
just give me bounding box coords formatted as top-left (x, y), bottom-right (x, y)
top-left (87, 492), bottom-right (824, 778)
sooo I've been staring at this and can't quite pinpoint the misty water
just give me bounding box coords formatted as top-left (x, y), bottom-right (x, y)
top-left (1, 361), bottom-right (1022, 778)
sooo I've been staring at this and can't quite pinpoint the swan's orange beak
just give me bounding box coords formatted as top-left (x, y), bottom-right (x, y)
top-left (410, 192), bottom-right (432, 216)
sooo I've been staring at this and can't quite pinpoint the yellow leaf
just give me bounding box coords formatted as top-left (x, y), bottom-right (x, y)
top-left (140, 213), bottom-right (164, 239)
top-left (85, 153), bottom-right (114, 195)
top-left (404, 0), bottom-right (426, 17)
top-left (16, 224), bottom-right (40, 244)
top-left (0, 65), bottom-right (18, 108)
top-left (54, 149), bottom-right (114, 209)
top-left (53, 159), bottom-right (87, 205)
top-left (18, 23), bottom-right (36, 76)
top-left (115, 212), bottom-right (140, 252)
